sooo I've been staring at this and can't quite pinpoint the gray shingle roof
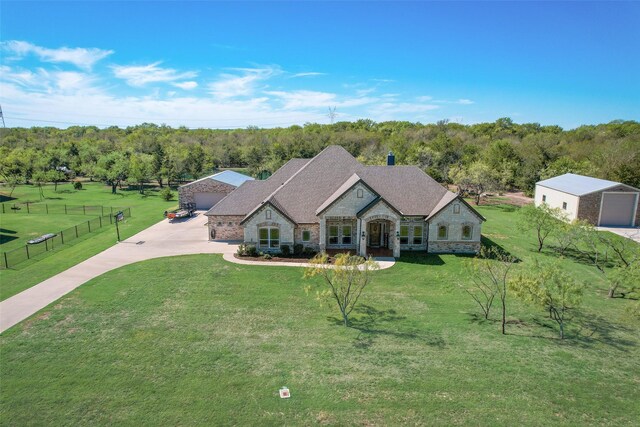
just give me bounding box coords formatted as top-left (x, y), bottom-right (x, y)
top-left (205, 158), bottom-right (310, 216)
top-left (536, 173), bottom-right (634, 196)
top-left (358, 166), bottom-right (449, 216)
top-left (207, 145), bottom-right (482, 223)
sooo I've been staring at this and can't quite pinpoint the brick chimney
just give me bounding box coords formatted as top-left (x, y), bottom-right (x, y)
top-left (387, 151), bottom-right (395, 166)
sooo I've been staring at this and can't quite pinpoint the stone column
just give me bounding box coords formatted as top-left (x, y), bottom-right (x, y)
top-left (393, 219), bottom-right (401, 258)
top-left (319, 217), bottom-right (326, 252)
top-left (359, 220), bottom-right (367, 257)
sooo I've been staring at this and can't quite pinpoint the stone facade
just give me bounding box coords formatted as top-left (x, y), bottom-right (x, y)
top-left (428, 241), bottom-right (481, 254)
top-left (427, 200), bottom-right (482, 254)
top-left (243, 204), bottom-right (295, 252)
top-left (178, 179), bottom-right (236, 207)
top-left (576, 184), bottom-right (640, 226)
top-left (294, 224), bottom-right (321, 250)
top-left (208, 215), bottom-right (244, 240)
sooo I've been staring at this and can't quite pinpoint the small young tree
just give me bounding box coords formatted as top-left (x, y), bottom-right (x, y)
top-left (462, 246), bottom-right (516, 334)
top-left (31, 170), bottom-right (47, 201)
top-left (304, 253), bottom-right (379, 327)
top-left (517, 203), bottom-right (566, 252)
top-left (551, 220), bottom-right (582, 256)
top-left (574, 223), bottom-right (640, 298)
top-left (511, 262), bottom-right (584, 339)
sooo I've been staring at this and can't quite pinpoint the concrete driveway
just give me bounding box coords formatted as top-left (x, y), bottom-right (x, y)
top-left (0, 212), bottom-right (238, 333)
top-left (597, 227), bottom-right (640, 243)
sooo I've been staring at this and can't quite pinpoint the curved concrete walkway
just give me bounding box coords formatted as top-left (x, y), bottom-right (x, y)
top-left (1, 214), bottom-right (396, 333)
top-left (223, 253), bottom-right (396, 269)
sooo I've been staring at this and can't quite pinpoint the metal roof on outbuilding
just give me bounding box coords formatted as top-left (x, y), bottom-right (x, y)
top-left (536, 173), bottom-right (633, 197)
top-left (180, 170), bottom-right (254, 189)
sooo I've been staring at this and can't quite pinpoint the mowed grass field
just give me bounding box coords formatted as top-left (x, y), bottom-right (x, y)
top-left (0, 214), bottom-right (90, 251)
top-left (0, 182), bottom-right (175, 300)
top-left (1, 205), bottom-right (638, 425)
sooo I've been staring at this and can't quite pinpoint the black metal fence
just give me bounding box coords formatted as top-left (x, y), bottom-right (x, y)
top-left (1, 202), bottom-right (127, 216)
top-left (1, 207), bottom-right (131, 269)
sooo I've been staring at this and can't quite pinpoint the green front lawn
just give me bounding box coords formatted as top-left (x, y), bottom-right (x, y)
top-left (0, 205), bottom-right (638, 425)
top-left (0, 182), bottom-right (175, 300)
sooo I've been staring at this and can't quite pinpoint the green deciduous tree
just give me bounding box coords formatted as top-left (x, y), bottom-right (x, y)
top-left (462, 246), bottom-right (516, 334)
top-left (96, 152), bottom-right (129, 194)
top-left (517, 204), bottom-right (566, 252)
top-left (511, 262), bottom-right (584, 339)
top-left (304, 253), bottom-right (379, 327)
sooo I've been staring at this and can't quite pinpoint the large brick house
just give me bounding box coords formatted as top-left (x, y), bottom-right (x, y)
top-left (206, 145), bottom-right (484, 257)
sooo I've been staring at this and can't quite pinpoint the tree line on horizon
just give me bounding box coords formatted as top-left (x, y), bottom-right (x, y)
top-left (0, 118), bottom-right (638, 197)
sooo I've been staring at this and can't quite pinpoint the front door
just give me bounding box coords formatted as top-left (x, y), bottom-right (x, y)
top-left (368, 222), bottom-right (382, 247)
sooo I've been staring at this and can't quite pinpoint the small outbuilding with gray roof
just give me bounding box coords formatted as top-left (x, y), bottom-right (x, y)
top-left (535, 173), bottom-right (640, 227)
top-left (178, 170), bottom-right (254, 210)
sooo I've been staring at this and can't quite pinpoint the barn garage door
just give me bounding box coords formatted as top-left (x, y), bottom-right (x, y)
top-left (194, 192), bottom-right (226, 210)
top-left (599, 193), bottom-right (637, 227)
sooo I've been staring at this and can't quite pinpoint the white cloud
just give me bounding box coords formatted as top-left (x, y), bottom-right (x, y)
top-left (208, 66), bottom-right (280, 98)
top-left (416, 95), bottom-right (433, 102)
top-left (173, 81), bottom-right (198, 90)
top-left (265, 89), bottom-right (377, 110)
top-left (112, 62), bottom-right (198, 87)
top-left (290, 72), bottom-right (325, 78)
top-left (433, 98), bottom-right (475, 105)
top-left (1, 40), bottom-right (113, 70)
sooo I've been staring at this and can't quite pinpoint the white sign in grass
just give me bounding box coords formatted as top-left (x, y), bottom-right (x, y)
top-left (279, 387), bottom-right (290, 399)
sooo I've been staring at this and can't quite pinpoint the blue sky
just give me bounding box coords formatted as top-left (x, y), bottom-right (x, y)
top-left (1, 1), bottom-right (639, 129)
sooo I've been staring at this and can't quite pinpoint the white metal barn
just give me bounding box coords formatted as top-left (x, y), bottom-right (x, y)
top-left (178, 170), bottom-right (254, 210)
top-left (535, 173), bottom-right (640, 227)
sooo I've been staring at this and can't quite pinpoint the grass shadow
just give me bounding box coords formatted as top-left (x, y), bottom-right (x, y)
top-left (0, 195), bottom-right (17, 203)
top-left (570, 312), bottom-right (637, 351)
top-left (327, 305), bottom-right (446, 350)
top-left (398, 252), bottom-right (445, 266)
top-left (542, 246), bottom-right (618, 269)
top-left (0, 228), bottom-right (18, 234)
top-left (0, 234), bottom-right (19, 245)
top-left (481, 236), bottom-right (521, 262)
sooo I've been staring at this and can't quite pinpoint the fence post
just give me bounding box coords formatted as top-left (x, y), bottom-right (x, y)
top-left (27, 202), bottom-right (30, 214)
top-left (3, 252), bottom-right (8, 269)
top-left (2, 204), bottom-right (4, 214)
top-left (83, 205), bottom-right (86, 215)
top-left (26, 245), bottom-right (30, 259)
top-left (45, 239), bottom-right (48, 251)
top-left (65, 204), bottom-right (67, 214)
top-left (46, 204), bottom-right (49, 214)
top-left (99, 216), bottom-right (102, 228)
top-left (61, 230), bottom-right (64, 244)
top-left (75, 225), bottom-right (78, 238)
top-left (88, 220), bottom-right (91, 233)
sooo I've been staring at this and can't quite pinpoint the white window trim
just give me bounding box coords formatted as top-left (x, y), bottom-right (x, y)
top-left (413, 225), bottom-right (423, 245)
top-left (258, 226), bottom-right (280, 248)
top-left (265, 209), bottom-right (272, 220)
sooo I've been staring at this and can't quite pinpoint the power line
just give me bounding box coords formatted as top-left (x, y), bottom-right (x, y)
top-left (0, 105), bottom-right (5, 128)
